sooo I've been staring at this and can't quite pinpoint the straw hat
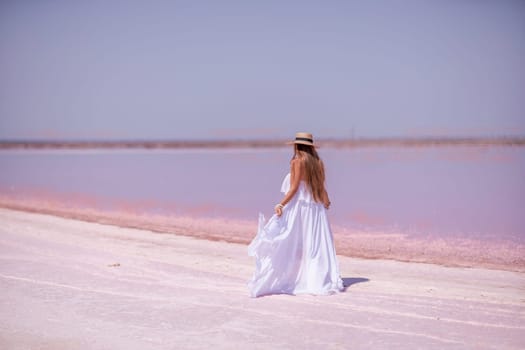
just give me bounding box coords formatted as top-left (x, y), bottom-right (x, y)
top-left (288, 132), bottom-right (315, 146)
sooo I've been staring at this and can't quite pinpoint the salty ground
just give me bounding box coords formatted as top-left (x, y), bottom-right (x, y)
top-left (0, 208), bottom-right (524, 349)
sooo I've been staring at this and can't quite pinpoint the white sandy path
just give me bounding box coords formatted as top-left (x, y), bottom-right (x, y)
top-left (0, 208), bottom-right (524, 350)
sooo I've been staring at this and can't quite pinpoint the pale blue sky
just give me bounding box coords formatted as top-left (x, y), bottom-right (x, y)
top-left (1, 0), bottom-right (524, 140)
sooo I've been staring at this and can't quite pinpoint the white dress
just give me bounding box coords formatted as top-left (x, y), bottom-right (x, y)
top-left (248, 173), bottom-right (344, 297)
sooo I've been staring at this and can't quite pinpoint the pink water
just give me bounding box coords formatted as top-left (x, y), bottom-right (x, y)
top-left (1, 145), bottom-right (524, 270)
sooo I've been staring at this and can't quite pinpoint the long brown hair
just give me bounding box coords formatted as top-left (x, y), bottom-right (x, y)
top-left (293, 143), bottom-right (326, 203)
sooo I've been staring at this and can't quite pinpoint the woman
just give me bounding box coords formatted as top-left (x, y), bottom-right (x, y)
top-left (248, 132), bottom-right (344, 297)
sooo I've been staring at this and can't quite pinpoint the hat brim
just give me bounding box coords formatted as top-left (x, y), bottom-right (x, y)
top-left (286, 140), bottom-right (316, 147)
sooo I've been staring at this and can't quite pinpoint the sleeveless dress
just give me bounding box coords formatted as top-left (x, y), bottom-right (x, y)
top-left (248, 173), bottom-right (344, 297)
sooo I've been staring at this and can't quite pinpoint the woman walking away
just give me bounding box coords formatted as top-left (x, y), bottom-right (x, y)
top-left (248, 132), bottom-right (344, 297)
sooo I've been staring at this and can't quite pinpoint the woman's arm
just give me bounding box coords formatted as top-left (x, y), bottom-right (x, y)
top-left (322, 188), bottom-right (331, 209)
top-left (274, 159), bottom-right (302, 216)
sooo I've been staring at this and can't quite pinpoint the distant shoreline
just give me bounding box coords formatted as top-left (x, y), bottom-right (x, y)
top-left (1, 136), bottom-right (524, 150)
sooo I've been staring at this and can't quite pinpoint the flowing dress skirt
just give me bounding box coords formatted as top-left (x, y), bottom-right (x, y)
top-left (248, 174), bottom-right (344, 297)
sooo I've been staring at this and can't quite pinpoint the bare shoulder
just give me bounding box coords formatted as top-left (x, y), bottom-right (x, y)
top-left (290, 158), bottom-right (305, 179)
top-left (290, 157), bottom-right (304, 168)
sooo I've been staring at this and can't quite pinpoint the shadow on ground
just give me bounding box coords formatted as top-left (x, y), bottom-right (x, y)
top-left (342, 277), bottom-right (369, 291)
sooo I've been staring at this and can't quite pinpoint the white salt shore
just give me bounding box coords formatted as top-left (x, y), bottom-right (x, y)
top-left (0, 208), bottom-right (524, 350)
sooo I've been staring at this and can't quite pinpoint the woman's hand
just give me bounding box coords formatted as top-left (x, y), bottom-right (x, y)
top-left (274, 203), bottom-right (284, 217)
top-left (324, 200), bottom-right (331, 209)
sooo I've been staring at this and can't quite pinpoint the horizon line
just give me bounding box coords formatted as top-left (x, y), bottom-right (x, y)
top-left (0, 135), bottom-right (524, 150)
